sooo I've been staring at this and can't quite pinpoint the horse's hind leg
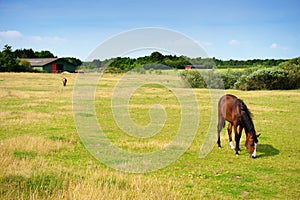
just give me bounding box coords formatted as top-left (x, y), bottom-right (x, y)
top-left (227, 123), bottom-right (235, 150)
top-left (217, 117), bottom-right (225, 149)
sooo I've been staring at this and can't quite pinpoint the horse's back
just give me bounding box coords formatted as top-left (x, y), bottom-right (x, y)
top-left (218, 94), bottom-right (238, 110)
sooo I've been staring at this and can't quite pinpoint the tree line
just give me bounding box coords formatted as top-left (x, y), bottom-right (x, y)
top-left (213, 58), bottom-right (288, 68)
top-left (81, 51), bottom-right (191, 71)
top-left (0, 45), bottom-right (82, 72)
top-left (81, 51), bottom-right (289, 72)
top-left (0, 44), bottom-right (293, 73)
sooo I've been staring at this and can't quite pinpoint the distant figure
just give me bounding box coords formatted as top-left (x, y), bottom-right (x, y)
top-left (62, 78), bottom-right (67, 87)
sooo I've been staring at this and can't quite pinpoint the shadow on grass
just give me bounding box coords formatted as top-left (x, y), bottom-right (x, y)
top-left (257, 144), bottom-right (280, 158)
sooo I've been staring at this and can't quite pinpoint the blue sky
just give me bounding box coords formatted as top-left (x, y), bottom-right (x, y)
top-left (0, 0), bottom-right (299, 61)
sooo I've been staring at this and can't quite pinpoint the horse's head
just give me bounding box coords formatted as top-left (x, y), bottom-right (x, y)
top-left (245, 133), bottom-right (260, 158)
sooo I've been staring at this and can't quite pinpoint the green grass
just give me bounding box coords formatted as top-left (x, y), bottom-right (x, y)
top-left (13, 150), bottom-right (37, 160)
top-left (0, 73), bottom-right (299, 199)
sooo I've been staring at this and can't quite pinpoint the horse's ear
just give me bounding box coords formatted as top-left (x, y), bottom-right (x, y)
top-left (256, 133), bottom-right (261, 138)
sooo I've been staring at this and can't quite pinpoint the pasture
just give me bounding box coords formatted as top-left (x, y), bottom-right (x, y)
top-left (0, 72), bottom-right (299, 199)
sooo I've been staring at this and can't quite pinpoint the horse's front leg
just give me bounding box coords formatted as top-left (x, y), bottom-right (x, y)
top-left (227, 123), bottom-right (235, 150)
top-left (234, 124), bottom-right (241, 155)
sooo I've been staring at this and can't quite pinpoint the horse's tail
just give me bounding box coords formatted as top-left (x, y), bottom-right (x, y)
top-left (219, 113), bottom-right (225, 129)
top-left (217, 100), bottom-right (225, 129)
top-left (217, 100), bottom-right (225, 148)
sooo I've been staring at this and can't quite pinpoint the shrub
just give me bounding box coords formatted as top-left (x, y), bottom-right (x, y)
top-left (221, 69), bottom-right (244, 89)
top-left (131, 66), bottom-right (146, 74)
top-left (104, 67), bottom-right (123, 73)
top-left (180, 70), bottom-right (206, 88)
top-left (234, 68), bottom-right (290, 90)
top-left (180, 70), bottom-right (224, 89)
top-left (202, 70), bottom-right (224, 89)
top-left (233, 75), bottom-right (248, 90)
top-left (18, 60), bottom-right (32, 72)
top-left (278, 57), bottom-right (300, 89)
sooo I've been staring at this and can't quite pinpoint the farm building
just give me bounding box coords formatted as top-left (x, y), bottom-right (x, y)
top-left (20, 58), bottom-right (76, 73)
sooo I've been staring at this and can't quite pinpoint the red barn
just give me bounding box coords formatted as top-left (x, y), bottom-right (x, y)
top-left (20, 58), bottom-right (76, 73)
top-left (185, 65), bottom-right (192, 70)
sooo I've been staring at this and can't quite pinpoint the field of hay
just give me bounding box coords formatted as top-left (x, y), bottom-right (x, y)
top-left (0, 72), bottom-right (299, 199)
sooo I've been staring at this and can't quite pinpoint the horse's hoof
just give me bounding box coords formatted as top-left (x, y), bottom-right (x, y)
top-left (235, 154), bottom-right (239, 156)
top-left (218, 147), bottom-right (221, 149)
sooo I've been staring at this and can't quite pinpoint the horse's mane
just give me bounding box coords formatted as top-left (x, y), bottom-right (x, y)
top-left (238, 99), bottom-right (257, 140)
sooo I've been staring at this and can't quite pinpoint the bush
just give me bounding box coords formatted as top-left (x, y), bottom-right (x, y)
top-left (278, 57), bottom-right (300, 89)
top-left (202, 70), bottom-right (224, 89)
top-left (180, 70), bottom-right (224, 89)
top-left (131, 66), bottom-right (146, 74)
top-left (180, 70), bottom-right (206, 88)
top-left (18, 60), bottom-right (32, 72)
top-left (234, 68), bottom-right (290, 90)
top-left (181, 62), bottom-right (300, 90)
top-left (104, 67), bottom-right (123, 73)
top-left (221, 69), bottom-right (244, 89)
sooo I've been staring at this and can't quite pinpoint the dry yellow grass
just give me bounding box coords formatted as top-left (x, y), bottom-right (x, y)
top-left (0, 138), bottom-right (68, 186)
top-left (0, 73), bottom-right (299, 199)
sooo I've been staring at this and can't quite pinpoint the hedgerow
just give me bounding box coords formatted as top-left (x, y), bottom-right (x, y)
top-left (180, 57), bottom-right (300, 90)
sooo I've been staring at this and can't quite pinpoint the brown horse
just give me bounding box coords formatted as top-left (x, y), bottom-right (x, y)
top-left (217, 94), bottom-right (260, 158)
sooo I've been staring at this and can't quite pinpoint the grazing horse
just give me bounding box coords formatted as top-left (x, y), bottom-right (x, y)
top-left (217, 94), bottom-right (260, 158)
top-left (62, 78), bottom-right (67, 87)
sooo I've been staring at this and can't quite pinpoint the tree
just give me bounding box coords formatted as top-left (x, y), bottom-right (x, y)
top-left (0, 44), bottom-right (19, 72)
top-left (149, 51), bottom-right (164, 63)
top-left (14, 48), bottom-right (56, 58)
top-left (15, 48), bottom-right (35, 58)
top-left (35, 50), bottom-right (56, 58)
top-left (63, 57), bottom-right (82, 67)
top-left (18, 60), bottom-right (32, 71)
top-left (92, 59), bottom-right (102, 68)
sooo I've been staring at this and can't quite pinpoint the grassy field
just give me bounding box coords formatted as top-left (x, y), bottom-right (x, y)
top-left (0, 72), bottom-right (299, 199)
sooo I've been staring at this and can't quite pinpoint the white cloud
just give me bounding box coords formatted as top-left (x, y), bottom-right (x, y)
top-left (270, 43), bottom-right (278, 49)
top-left (0, 30), bottom-right (65, 44)
top-left (229, 39), bottom-right (240, 46)
top-left (0, 30), bottom-right (23, 39)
